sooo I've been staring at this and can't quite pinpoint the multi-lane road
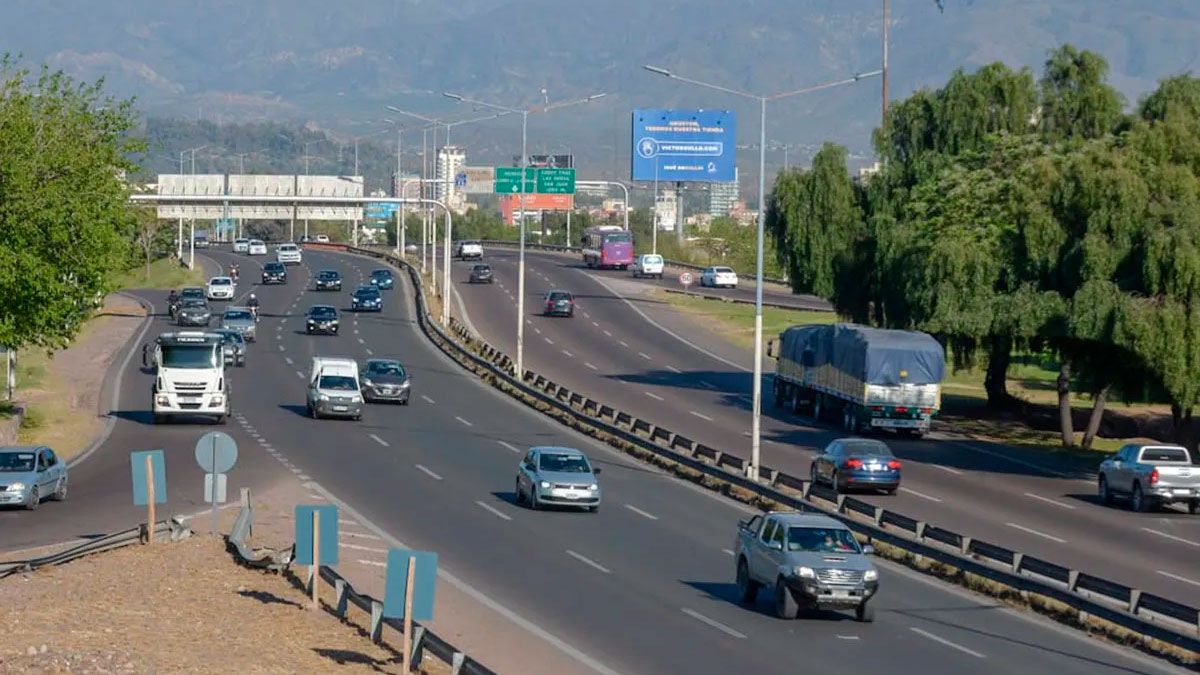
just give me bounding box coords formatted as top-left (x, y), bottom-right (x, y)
top-left (3, 245), bottom-right (1184, 674)
top-left (449, 245), bottom-right (1200, 607)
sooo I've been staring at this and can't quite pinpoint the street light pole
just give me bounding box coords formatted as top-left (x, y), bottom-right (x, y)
top-left (642, 65), bottom-right (880, 481)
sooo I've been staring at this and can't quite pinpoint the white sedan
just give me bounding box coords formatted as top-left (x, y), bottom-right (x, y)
top-left (233, 238), bottom-right (249, 253)
top-left (700, 266), bottom-right (739, 289)
top-left (247, 239), bottom-right (268, 255)
top-left (207, 276), bottom-right (236, 301)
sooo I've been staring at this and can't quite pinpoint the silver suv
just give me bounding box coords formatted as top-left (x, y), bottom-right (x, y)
top-left (734, 512), bottom-right (879, 622)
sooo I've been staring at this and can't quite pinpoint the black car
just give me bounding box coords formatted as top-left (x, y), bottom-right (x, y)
top-left (351, 286), bottom-right (383, 312)
top-left (314, 269), bottom-right (342, 291)
top-left (469, 264), bottom-right (494, 284)
top-left (360, 359), bottom-right (411, 404)
top-left (176, 298), bottom-right (212, 326)
top-left (262, 261), bottom-right (287, 284)
top-left (369, 268), bottom-right (395, 290)
top-left (305, 305), bottom-right (340, 334)
top-left (543, 290), bottom-right (575, 317)
top-left (179, 286), bottom-right (206, 302)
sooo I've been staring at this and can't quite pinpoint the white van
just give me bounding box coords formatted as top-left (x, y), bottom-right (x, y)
top-left (631, 254), bottom-right (664, 279)
top-left (307, 357), bottom-right (363, 420)
top-left (276, 243), bottom-right (303, 265)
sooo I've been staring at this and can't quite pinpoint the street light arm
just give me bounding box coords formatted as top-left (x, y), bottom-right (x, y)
top-left (766, 69), bottom-right (884, 101)
top-left (386, 105), bottom-right (442, 125)
top-left (534, 92), bottom-right (608, 114)
top-left (645, 66), bottom-right (759, 101)
top-left (443, 92), bottom-right (521, 115)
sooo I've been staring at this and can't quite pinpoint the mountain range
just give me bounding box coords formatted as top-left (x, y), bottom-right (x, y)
top-left (2, 0), bottom-right (1198, 182)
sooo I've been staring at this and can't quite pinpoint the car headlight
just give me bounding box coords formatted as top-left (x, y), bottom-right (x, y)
top-left (864, 569), bottom-right (878, 582)
top-left (793, 566), bottom-right (816, 579)
top-left (319, 394), bottom-right (330, 401)
top-left (350, 394), bottom-right (363, 403)
top-left (8, 482), bottom-right (26, 492)
top-left (539, 480), bottom-right (551, 489)
top-left (156, 395), bottom-right (170, 405)
top-left (362, 379), bottom-right (374, 387)
top-left (399, 380), bottom-right (410, 388)
top-left (307, 319), bottom-right (315, 324)
top-left (588, 483), bottom-right (599, 491)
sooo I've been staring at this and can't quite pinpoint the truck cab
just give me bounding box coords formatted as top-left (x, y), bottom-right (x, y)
top-left (143, 332), bottom-right (229, 424)
top-left (734, 511), bottom-right (878, 622)
top-left (306, 357), bottom-right (363, 420)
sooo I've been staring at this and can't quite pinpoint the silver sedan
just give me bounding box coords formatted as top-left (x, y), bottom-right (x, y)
top-left (221, 307), bottom-right (257, 341)
top-left (0, 446), bottom-right (67, 510)
top-left (515, 446), bottom-right (602, 512)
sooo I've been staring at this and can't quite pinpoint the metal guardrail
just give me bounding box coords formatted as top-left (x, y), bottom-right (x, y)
top-left (0, 518), bottom-right (191, 580)
top-left (227, 487), bottom-right (495, 675)
top-left (325, 242), bottom-right (1200, 664)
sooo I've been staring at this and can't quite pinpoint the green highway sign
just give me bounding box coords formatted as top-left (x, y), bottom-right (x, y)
top-left (536, 168), bottom-right (576, 194)
top-left (494, 167), bottom-right (536, 194)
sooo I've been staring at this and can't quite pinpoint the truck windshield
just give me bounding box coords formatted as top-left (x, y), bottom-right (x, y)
top-left (161, 345), bottom-right (218, 369)
top-left (1142, 447), bottom-right (1189, 462)
top-left (318, 375), bottom-right (358, 391)
top-left (786, 527), bottom-right (861, 554)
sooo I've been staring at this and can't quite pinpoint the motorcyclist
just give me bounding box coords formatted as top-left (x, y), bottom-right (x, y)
top-left (230, 263), bottom-right (240, 282)
top-left (167, 289), bottom-right (180, 318)
top-left (246, 292), bottom-right (260, 321)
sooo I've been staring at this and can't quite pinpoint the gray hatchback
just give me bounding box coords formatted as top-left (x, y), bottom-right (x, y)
top-left (0, 446), bottom-right (68, 510)
top-left (515, 446), bottom-right (602, 512)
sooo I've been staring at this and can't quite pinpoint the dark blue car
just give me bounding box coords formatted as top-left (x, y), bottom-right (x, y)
top-left (369, 268), bottom-right (394, 290)
top-left (351, 285), bottom-right (383, 312)
top-left (810, 438), bottom-right (901, 495)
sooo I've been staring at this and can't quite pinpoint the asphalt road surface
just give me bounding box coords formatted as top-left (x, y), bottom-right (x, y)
top-left (448, 246), bottom-right (1200, 608)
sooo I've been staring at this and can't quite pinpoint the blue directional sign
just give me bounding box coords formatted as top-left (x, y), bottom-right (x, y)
top-left (130, 450), bottom-right (167, 506)
top-left (631, 109), bottom-right (737, 183)
top-left (383, 549), bottom-right (438, 621)
top-left (294, 504), bottom-right (339, 566)
top-left (365, 202), bottom-right (399, 220)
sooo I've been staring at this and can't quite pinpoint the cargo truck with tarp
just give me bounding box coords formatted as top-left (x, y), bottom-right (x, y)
top-left (768, 324), bottom-right (945, 438)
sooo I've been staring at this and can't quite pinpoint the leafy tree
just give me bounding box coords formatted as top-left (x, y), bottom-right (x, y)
top-left (0, 58), bottom-right (142, 350)
top-left (1039, 45), bottom-right (1125, 141)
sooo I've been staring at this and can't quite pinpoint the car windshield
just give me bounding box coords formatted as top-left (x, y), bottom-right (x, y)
top-left (279, 245), bottom-right (296, 251)
top-left (236, 239), bottom-right (248, 244)
top-left (643, 255), bottom-right (662, 263)
top-left (715, 267), bottom-right (734, 274)
top-left (602, 232), bottom-right (632, 244)
top-left (250, 240), bottom-right (264, 245)
top-left (310, 307), bottom-right (337, 318)
top-left (210, 278), bottom-right (232, 286)
top-left (161, 344), bottom-right (218, 369)
top-left (473, 265), bottom-right (490, 272)
top-left (319, 271), bottom-right (339, 279)
top-left (372, 270), bottom-right (392, 278)
top-left (842, 441), bottom-right (893, 458)
top-left (181, 299), bottom-right (207, 309)
top-left (367, 362), bottom-right (406, 377)
top-left (181, 289), bottom-right (204, 299)
top-left (355, 288), bottom-right (380, 298)
top-left (549, 292), bottom-right (571, 301)
top-left (265, 263), bottom-right (283, 271)
top-left (1142, 447), bottom-right (1189, 462)
top-left (224, 310), bottom-right (253, 321)
top-left (318, 375), bottom-right (358, 391)
top-left (786, 527), bottom-right (862, 554)
top-left (216, 331), bottom-right (244, 344)
top-left (0, 452), bottom-right (36, 472)
top-left (539, 453), bottom-right (591, 473)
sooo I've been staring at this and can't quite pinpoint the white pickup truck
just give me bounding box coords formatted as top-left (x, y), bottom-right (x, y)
top-left (1098, 444), bottom-right (1200, 513)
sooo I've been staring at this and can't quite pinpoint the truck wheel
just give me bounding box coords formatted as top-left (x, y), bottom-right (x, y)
top-left (812, 395), bottom-right (823, 423)
top-left (215, 414), bottom-right (228, 425)
top-left (1190, 500), bottom-right (1199, 515)
top-left (855, 602), bottom-right (875, 623)
top-left (774, 578), bottom-right (799, 619)
top-left (736, 558), bottom-right (759, 605)
top-left (1098, 476), bottom-right (1113, 505)
top-left (1131, 483), bottom-right (1150, 512)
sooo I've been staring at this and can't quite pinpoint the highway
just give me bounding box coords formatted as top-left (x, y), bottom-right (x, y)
top-left (3, 244), bottom-right (1183, 674)
top-left (449, 246), bottom-right (1200, 607)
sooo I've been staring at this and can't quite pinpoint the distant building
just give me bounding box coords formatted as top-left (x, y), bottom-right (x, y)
top-left (708, 168), bottom-right (739, 217)
top-left (392, 171), bottom-right (420, 198)
top-left (856, 161), bottom-right (882, 184)
top-left (434, 146), bottom-right (467, 213)
top-left (655, 187), bottom-right (678, 231)
top-left (601, 198), bottom-right (627, 215)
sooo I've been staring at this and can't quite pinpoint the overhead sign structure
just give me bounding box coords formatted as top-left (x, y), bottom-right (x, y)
top-left (494, 167), bottom-right (577, 195)
top-left (536, 168), bottom-right (576, 194)
top-left (494, 167), bottom-right (537, 195)
top-left (631, 109), bottom-right (737, 182)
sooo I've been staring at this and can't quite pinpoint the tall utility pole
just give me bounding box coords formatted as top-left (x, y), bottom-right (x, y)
top-left (882, 0), bottom-right (890, 123)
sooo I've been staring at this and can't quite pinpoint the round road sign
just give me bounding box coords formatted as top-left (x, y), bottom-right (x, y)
top-left (195, 431), bottom-right (238, 474)
top-left (679, 272), bottom-right (694, 287)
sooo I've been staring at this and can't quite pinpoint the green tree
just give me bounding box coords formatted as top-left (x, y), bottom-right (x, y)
top-left (1039, 45), bottom-right (1124, 141)
top-left (0, 59), bottom-right (141, 350)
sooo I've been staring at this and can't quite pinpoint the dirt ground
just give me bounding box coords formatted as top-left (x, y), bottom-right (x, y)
top-left (0, 533), bottom-right (420, 674)
top-left (17, 293), bottom-right (148, 460)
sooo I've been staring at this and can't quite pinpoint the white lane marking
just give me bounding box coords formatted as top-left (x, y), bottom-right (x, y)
top-left (476, 500), bottom-right (513, 521)
top-left (837, 635), bottom-right (860, 641)
top-left (276, 334), bottom-right (282, 340)
top-left (353, 328), bottom-right (360, 334)
top-left (295, 371), bottom-right (304, 379)
top-left (899, 487), bottom-right (942, 503)
top-left (357, 337), bottom-right (365, 344)
top-left (534, 328), bottom-right (542, 334)
top-left (644, 391), bottom-right (664, 401)
top-left (284, 357), bottom-right (294, 365)
top-left (544, 337), bottom-right (554, 344)
top-left (1158, 570), bottom-right (1200, 587)
top-left (455, 416), bottom-right (474, 427)
top-left (619, 340), bottom-right (629, 348)
top-left (933, 465), bottom-right (963, 475)
top-left (1142, 528), bottom-right (1200, 548)
top-left (277, 345), bottom-right (285, 351)
top-left (365, 348), bottom-right (374, 356)
top-left (666, 365), bottom-right (682, 373)
top-left (592, 321), bottom-right (600, 327)
top-left (566, 550), bottom-right (611, 574)
top-left (421, 394), bottom-right (436, 404)
top-left (689, 410), bottom-right (714, 422)
top-left (680, 608), bottom-right (746, 639)
top-left (290, 467), bottom-right (302, 474)
top-left (562, 349), bottom-right (574, 357)
top-left (603, 330), bottom-right (613, 337)
top-left (298, 474), bottom-right (311, 481)
top-left (638, 352), bottom-right (652, 360)
top-left (722, 548), bottom-right (735, 556)
top-left (340, 542), bottom-right (388, 553)
top-left (498, 440), bottom-right (522, 453)
top-left (1006, 522), bottom-right (1066, 544)
top-left (909, 627), bottom-right (986, 659)
top-left (624, 504), bottom-right (658, 521)
top-left (1023, 492), bottom-right (1076, 510)
top-left (698, 380), bottom-right (718, 390)
top-left (369, 434), bottom-right (389, 447)
top-left (415, 464), bottom-right (443, 481)
top-left (584, 362), bottom-right (598, 371)
top-left (583, 312), bottom-right (591, 319)
top-left (359, 560), bottom-right (388, 568)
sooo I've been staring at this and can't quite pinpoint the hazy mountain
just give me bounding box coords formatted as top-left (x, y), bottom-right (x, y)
top-left (3, 0), bottom-right (1198, 182)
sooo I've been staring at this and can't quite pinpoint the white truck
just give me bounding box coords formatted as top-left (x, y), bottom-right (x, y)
top-left (306, 357), bottom-right (364, 420)
top-left (769, 323), bottom-right (945, 438)
top-left (143, 332), bottom-right (229, 424)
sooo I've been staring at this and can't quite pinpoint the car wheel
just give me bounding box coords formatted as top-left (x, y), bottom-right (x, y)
top-left (515, 478), bottom-right (526, 505)
top-left (1189, 500), bottom-right (1200, 515)
top-left (855, 602), bottom-right (875, 623)
top-left (812, 395), bottom-right (823, 423)
top-left (832, 470), bottom-right (844, 494)
top-left (1131, 482), bottom-right (1150, 512)
top-left (529, 486), bottom-right (540, 511)
top-left (774, 578), bottom-right (799, 619)
top-left (52, 478), bottom-right (68, 501)
top-left (25, 486), bottom-right (39, 511)
top-left (216, 414), bottom-right (228, 425)
top-left (736, 558), bottom-right (759, 605)
top-left (1098, 476), bottom-right (1113, 505)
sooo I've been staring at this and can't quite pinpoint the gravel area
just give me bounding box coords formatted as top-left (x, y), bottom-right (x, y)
top-left (0, 535), bottom-right (416, 673)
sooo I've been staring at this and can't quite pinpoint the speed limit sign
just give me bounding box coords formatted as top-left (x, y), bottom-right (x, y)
top-left (679, 272), bottom-right (694, 289)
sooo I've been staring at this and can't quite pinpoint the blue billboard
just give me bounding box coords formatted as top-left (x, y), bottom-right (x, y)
top-left (631, 109), bottom-right (736, 182)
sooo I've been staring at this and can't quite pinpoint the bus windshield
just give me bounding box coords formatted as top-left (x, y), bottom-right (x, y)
top-left (602, 231), bottom-right (632, 244)
top-left (161, 345), bottom-right (218, 369)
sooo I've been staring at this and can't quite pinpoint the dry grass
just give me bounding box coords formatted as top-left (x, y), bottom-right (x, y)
top-left (111, 256), bottom-right (205, 291)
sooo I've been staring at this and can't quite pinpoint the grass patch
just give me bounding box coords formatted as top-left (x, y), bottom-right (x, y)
top-left (657, 290), bottom-right (838, 353)
top-left (111, 257), bottom-right (205, 291)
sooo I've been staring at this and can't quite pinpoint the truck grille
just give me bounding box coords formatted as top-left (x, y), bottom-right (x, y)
top-left (816, 569), bottom-right (864, 584)
top-left (175, 382), bottom-right (208, 391)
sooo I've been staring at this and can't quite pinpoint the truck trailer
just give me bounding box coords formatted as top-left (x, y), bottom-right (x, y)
top-left (769, 324), bottom-right (945, 438)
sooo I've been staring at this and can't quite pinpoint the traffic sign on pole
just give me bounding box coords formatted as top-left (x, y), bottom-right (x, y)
top-left (494, 167), bottom-right (535, 194)
top-left (536, 168), bottom-right (576, 194)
